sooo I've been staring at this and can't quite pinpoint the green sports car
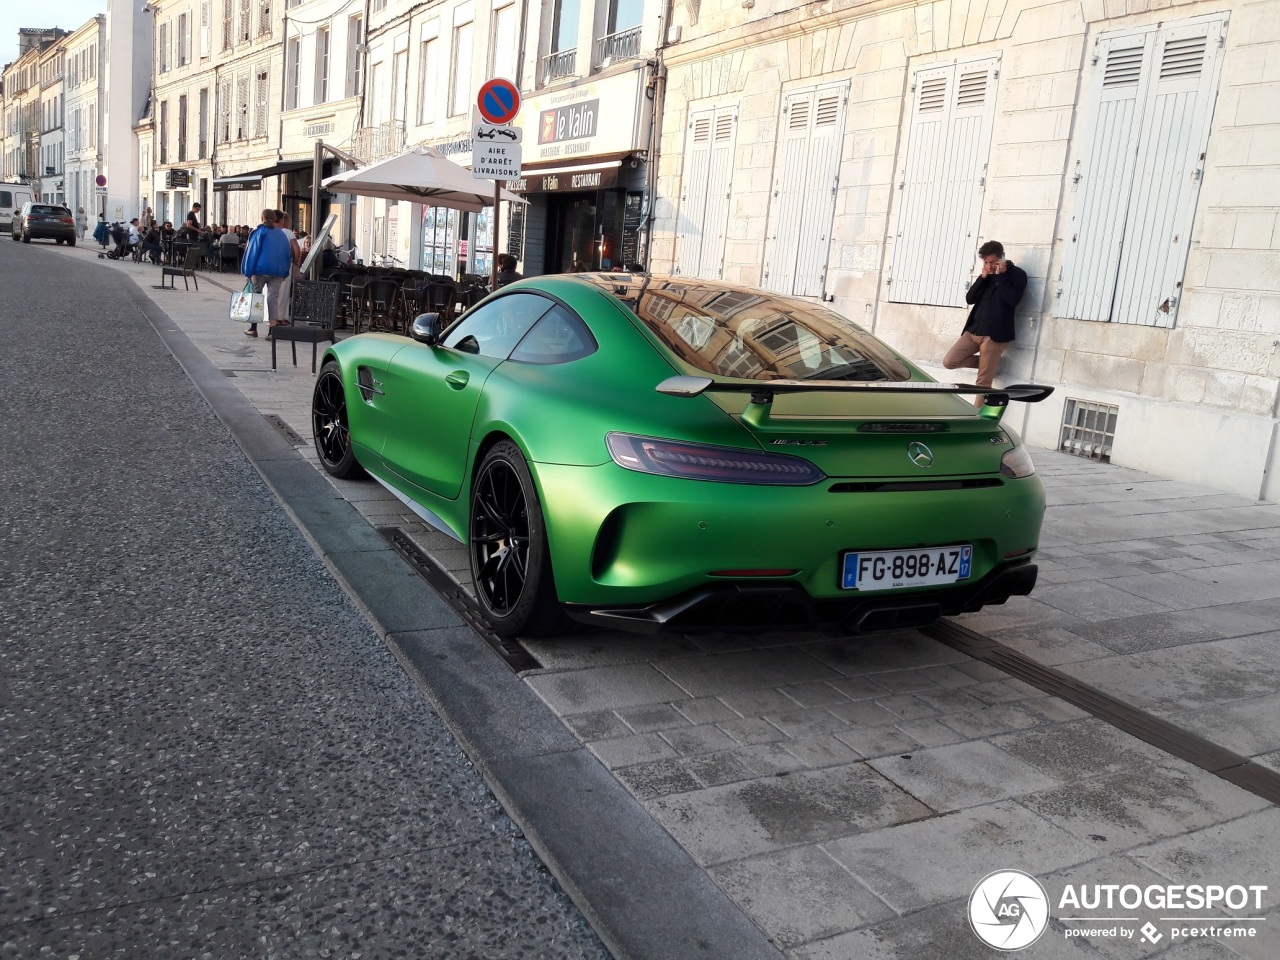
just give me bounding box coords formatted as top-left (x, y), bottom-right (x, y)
top-left (311, 274), bottom-right (1053, 638)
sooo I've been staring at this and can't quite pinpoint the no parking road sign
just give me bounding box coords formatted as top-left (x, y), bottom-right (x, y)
top-left (477, 78), bottom-right (520, 125)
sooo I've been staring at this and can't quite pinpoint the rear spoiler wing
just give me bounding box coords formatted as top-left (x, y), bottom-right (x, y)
top-left (655, 376), bottom-right (1055, 424)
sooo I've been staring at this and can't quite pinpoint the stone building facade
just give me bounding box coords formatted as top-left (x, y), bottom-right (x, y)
top-left (652, 0), bottom-right (1280, 499)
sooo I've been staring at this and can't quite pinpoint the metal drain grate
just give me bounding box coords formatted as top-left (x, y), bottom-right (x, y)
top-left (1059, 398), bottom-right (1118, 462)
top-left (378, 527), bottom-right (541, 672)
top-left (264, 414), bottom-right (304, 445)
top-left (925, 620), bottom-right (1280, 805)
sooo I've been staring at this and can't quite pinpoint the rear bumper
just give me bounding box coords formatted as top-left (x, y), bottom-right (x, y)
top-left (23, 224), bottom-right (76, 240)
top-left (564, 560), bottom-right (1037, 635)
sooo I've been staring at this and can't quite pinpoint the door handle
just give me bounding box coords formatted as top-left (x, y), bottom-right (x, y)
top-left (445, 370), bottom-right (470, 389)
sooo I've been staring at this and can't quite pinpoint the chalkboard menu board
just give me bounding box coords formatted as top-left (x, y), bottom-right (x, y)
top-left (621, 191), bottom-right (644, 268)
top-left (507, 203), bottom-right (525, 261)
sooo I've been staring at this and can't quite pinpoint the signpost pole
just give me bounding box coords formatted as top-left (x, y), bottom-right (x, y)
top-left (492, 182), bottom-right (500, 291)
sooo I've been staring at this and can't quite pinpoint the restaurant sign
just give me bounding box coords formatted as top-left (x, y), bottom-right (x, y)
top-left (507, 167), bottom-right (619, 194)
top-left (515, 69), bottom-right (645, 164)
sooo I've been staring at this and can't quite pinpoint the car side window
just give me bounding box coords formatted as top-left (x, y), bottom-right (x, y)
top-left (509, 304), bottom-right (597, 365)
top-left (441, 293), bottom-right (553, 360)
top-left (0, 192), bottom-right (10, 207)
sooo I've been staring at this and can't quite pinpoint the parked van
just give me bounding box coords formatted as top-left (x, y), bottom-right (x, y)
top-left (0, 183), bottom-right (35, 234)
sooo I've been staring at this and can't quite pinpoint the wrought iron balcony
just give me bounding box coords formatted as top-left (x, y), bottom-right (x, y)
top-left (351, 120), bottom-right (406, 164)
top-left (539, 48), bottom-right (577, 86)
top-left (593, 27), bottom-right (642, 69)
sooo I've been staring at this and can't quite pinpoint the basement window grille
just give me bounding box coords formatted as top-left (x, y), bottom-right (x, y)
top-left (1060, 398), bottom-right (1118, 462)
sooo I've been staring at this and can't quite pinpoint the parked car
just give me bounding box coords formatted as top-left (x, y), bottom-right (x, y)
top-left (11, 202), bottom-right (77, 244)
top-left (310, 274), bottom-right (1054, 638)
top-left (0, 183), bottom-right (35, 236)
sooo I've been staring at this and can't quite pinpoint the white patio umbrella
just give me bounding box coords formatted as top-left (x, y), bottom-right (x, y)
top-left (320, 146), bottom-right (522, 212)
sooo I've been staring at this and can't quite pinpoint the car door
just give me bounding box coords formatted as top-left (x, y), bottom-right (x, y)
top-left (378, 292), bottom-right (556, 499)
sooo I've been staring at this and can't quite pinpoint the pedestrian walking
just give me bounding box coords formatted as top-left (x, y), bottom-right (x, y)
top-left (186, 202), bottom-right (202, 231)
top-left (240, 208), bottom-right (293, 338)
top-left (942, 240), bottom-right (1027, 399)
top-left (75, 207), bottom-right (88, 239)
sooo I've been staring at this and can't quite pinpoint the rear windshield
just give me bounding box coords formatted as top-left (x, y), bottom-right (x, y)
top-left (578, 275), bottom-right (911, 382)
top-left (31, 205), bottom-right (69, 216)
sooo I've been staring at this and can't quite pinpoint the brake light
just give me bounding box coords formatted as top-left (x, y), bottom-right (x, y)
top-left (61, 217), bottom-right (74, 224)
top-left (606, 433), bottom-right (825, 485)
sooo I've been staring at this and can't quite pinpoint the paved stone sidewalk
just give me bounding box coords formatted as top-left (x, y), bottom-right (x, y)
top-left (55, 244), bottom-right (1280, 959)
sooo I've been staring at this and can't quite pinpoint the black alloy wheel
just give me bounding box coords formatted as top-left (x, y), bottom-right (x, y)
top-left (311, 361), bottom-right (364, 478)
top-left (469, 441), bottom-right (566, 637)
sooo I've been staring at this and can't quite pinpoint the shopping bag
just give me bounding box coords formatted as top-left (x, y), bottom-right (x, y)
top-left (229, 282), bottom-right (267, 323)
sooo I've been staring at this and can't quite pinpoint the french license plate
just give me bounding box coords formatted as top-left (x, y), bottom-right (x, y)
top-left (841, 545), bottom-right (972, 591)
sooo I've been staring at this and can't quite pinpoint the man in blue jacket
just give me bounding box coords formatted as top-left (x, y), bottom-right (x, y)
top-left (241, 208), bottom-right (293, 338)
top-left (943, 240), bottom-right (1028, 397)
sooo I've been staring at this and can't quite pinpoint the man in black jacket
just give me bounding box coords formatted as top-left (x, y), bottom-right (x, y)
top-left (943, 240), bottom-right (1027, 395)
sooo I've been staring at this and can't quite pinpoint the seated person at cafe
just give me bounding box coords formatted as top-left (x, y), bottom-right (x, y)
top-left (141, 222), bottom-right (163, 264)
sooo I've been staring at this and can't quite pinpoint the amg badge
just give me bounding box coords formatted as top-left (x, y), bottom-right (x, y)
top-left (770, 439), bottom-right (828, 446)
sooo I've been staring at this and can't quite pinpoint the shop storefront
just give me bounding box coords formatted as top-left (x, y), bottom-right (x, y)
top-left (510, 68), bottom-right (651, 276)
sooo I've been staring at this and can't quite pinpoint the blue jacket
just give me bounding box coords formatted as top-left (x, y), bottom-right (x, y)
top-left (240, 224), bottom-right (292, 279)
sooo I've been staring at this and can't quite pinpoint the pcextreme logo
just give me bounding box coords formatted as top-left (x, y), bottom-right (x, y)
top-left (968, 869), bottom-right (1270, 950)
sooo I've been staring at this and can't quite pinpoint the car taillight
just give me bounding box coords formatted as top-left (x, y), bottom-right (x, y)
top-left (1000, 445), bottom-right (1036, 479)
top-left (61, 217), bottom-right (74, 224)
top-left (606, 433), bottom-right (825, 485)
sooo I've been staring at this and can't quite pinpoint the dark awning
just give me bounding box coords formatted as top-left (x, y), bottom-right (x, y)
top-left (213, 159), bottom-right (319, 192)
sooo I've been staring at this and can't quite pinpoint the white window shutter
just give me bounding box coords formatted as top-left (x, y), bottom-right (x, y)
top-left (1111, 17), bottom-right (1227, 327)
top-left (675, 112), bottom-right (713, 277)
top-left (765, 83), bottom-right (846, 297)
top-left (1059, 34), bottom-right (1154, 321)
top-left (765, 92), bottom-right (815, 295)
top-left (1061, 15), bottom-right (1227, 327)
top-left (698, 108), bottom-right (737, 279)
top-left (889, 58), bottom-right (999, 308)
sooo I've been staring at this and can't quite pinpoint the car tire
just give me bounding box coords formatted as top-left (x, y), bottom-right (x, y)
top-left (21, 232), bottom-right (29, 243)
top-left (9, 231), bottom-right (16, 242)
top-left (67, 237), bottom-right (75, 247)
top-left (311, 361), bottom-right (365, 479)
top-left (56, 239), bottom-right (63, 245)
top-left (470, 440), bottom-right (568, 638)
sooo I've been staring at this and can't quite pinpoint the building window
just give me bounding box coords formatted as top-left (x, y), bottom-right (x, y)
top-left (198, 87), bottom-right (209, 157)
top-left (178, 12), bottom-right (190, 65)
top-left (236, 73), bottom-right (249, 139)
top-left (491, 3), bottom-right (517, 81)
top-left (285, 37), bottom-right (300, 110)
top-left (552, 0), bottom-right (579, 52)
top-left (314, 27), bottom-right (331, 104)
top-left (676, 107), bottom-right (737, 280)
top-left (200, 0), bottom-right (211, 58)
top-left (158, 21), bottom-right (171, 72)
top-left (159, 99), bottom-right (168, 164)
top-left (392, 48), bottom-right (408, 124)
top-left (240, 0), bottom-right (252, 42)
top-left (218, 77), bottom-right (231, 141)
top-left (345, 15), bottom-right (363, 99)
top-left (888, 59), bottom-right (1000, 308)
top-left (254, 66), bottom-right (269, 136)
top-left (259, 0), bottom-right (272, 37)
top-left (1059, 16), bottom-right (1228, 328)
top-left (222, 0), bottom-right (233, 51)
top-left (764, 84), bottom-right (848, 298)
top-left (449, 19), bottom-right (473, 117)
top-left (418, 35), bottom-right (438, 125)
top-left (178, 94), bottom-right (188, 161)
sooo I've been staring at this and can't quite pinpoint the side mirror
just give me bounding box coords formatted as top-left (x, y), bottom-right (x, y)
top-left (410, 312), bottom-right (441, 345)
